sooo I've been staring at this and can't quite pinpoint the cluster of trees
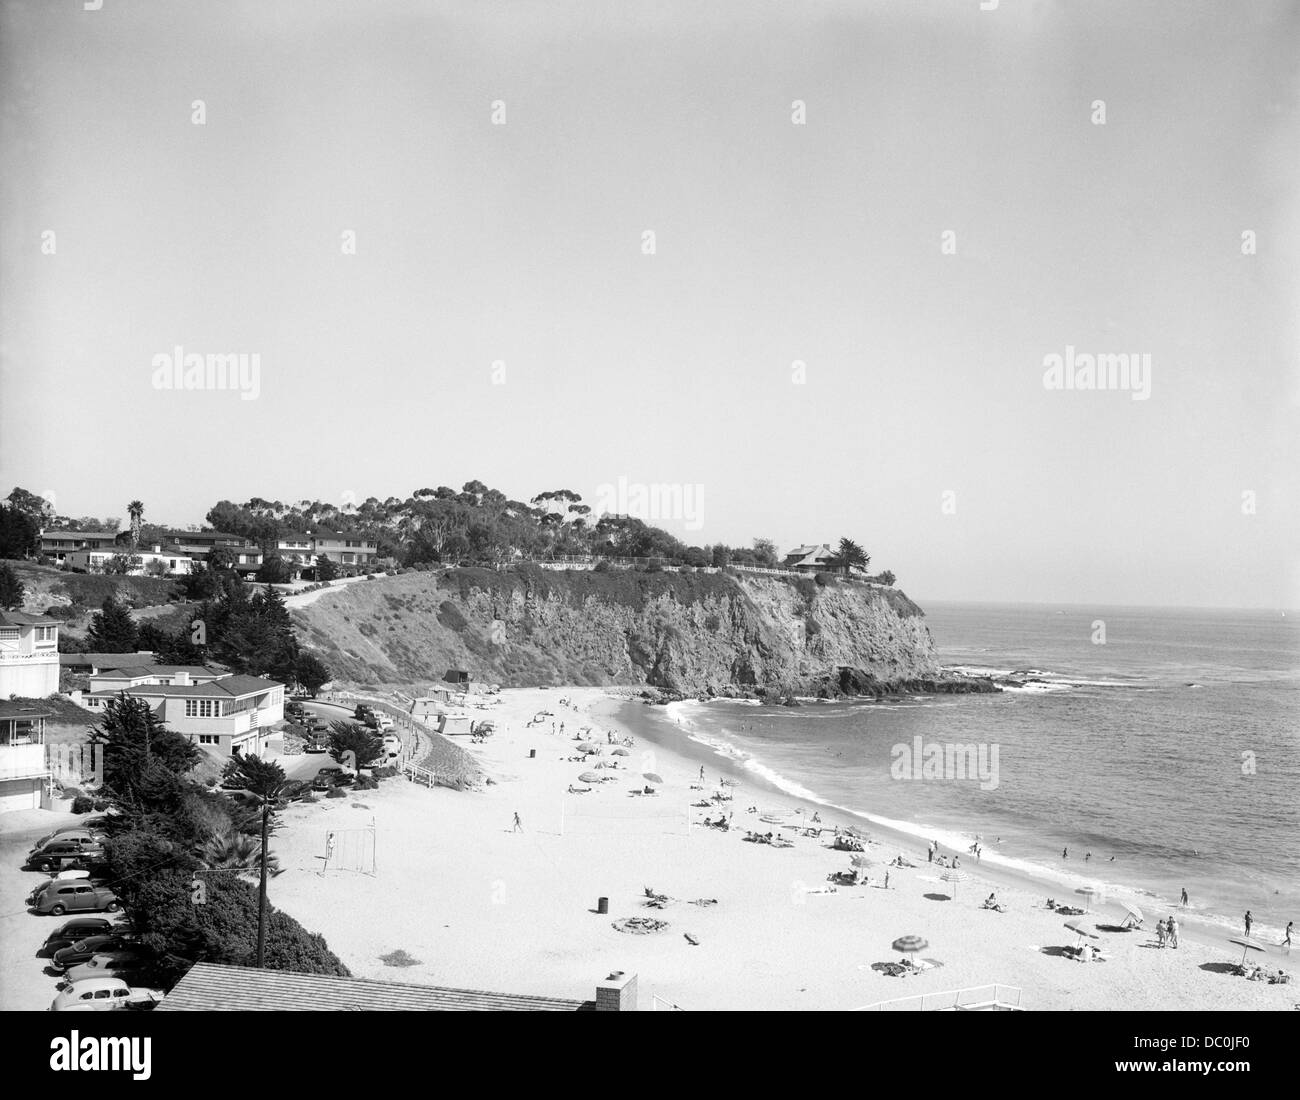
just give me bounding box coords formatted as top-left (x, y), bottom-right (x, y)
top-left (90, 695), bottom-right (349, 987)
top-left (76, 586), bottom-right (331, 695)
top-left (0, 562), bottom-right (24, 610)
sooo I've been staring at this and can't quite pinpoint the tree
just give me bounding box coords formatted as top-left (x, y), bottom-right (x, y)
top-left (207, 545), bottom-right (238, 572)
top-left (127, 500), bottom-right (144, 550)
top-left (86, 595), bottom-right (139, 652)
top-left (752, 538), bottom-right (778, 566)
top-left (5, 487), bottom-right (54, 525)
top-left (256, 554), bottom-right (292, 583)
top-left (293, 653), bottom-right (331, 696)
top-left (315, 555), bottom-right (339, 581)
top-left (875, 570), bottom-right (896, 586)
top-left (0, 562), bottom-right (25, 609)
top-left (834, 537), bottom-right (869, 575)
top-left (89, 695), bottom-right (202, 831)
top-left (199, 830), bottom-right (281, 875)
top-left (328, 720), bottom-right (384, 771)
top-left (101, 553), bottom-right (141, 575)
top-left (222, 752), bottom-right (290, 967)
top-left (0, 504), bottom-right (40, 558)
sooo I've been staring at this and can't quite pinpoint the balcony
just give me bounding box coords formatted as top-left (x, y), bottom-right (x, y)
top-left (0, 649), bottom-right (60, 662)
top-left (0, 743), bottom-right (49, 781)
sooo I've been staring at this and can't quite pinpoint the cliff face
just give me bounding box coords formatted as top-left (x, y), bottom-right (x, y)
top-left (291, 566), bottom-right (947, 696)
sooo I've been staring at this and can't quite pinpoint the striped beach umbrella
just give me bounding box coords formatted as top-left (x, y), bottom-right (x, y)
top-left (891, 935), bottom-right (929, 969)
top-left (577, 743), bottom-right (600, 755)
top-left (578, 771), bottom-right (602, 785)
top-left (1065, 919), bottom-right (1099, 946)
top-left (611, 747), bottom-right (630, 756)
top-left (1076, 886), bottom-right (1100, 908)
top-left (940, 868), bottom-right (967, 898)
top-left (643, 773), bottom-right (664, 785)
top-left (1119, 901), bottom-right (1144, 928)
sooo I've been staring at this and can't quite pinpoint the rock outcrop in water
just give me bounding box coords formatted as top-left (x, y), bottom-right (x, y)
top-left (292, 565), bottom-right (995, 697)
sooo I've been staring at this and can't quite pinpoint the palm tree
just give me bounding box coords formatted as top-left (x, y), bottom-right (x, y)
top-left (222, 753), bottom-right (289, 966)
top-left (199, 830), bottom-right (281, 875)
top-left (127, 500), bottom-right (144, 550)
top-left (835, 537), bottom-right (869, 576)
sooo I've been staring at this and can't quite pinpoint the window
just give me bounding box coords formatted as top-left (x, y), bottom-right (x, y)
top-left (36, 626), bottom-right (56, 643)
top-left (184, 699), bottom-right (219, 718)
top-left (197, 734), bottom-right (219, 745)
top-left (0, 628), bottom-right (18, 642)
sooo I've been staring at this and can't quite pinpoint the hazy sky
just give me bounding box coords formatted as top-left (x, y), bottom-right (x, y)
top-left (2, 0), bottom-right (1297, 608)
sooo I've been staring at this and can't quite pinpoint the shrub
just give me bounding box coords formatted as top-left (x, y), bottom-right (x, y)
top-left (326, 787), bottom-right (346, 799)
top-left (372, 766), bottom-right (400, 779)
top-left (300, 792), bottom-right (318, 804)
top-left (71, 794), bottom-right (94, 814)
top-left (92, 798), bottom-right (109, 811)
top-left (593, 560), bottom-right (612, 573)
top-left (62, 786), bottom-right (83, 800)
top-left (814, 571), bottom-right (835, 586)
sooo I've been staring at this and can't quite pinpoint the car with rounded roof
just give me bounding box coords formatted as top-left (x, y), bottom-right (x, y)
top-left (34, 880), bottom-right (120, 916)
top-left (50, 978), bottom-right (163, 1012)
top-left (41, 916), bottom-right (117, 954)
top-left (51, 934), bottom-right (141, 972)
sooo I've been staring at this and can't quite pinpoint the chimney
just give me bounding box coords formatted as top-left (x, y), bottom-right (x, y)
top-left (595, 970), bottom-right (637, 1012)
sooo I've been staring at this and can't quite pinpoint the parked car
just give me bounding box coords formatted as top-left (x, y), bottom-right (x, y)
top-left (30, 829), bottom-right (105, 854)
top-left (34, 880), bottom-right (120, 916)
top-left (25, 843), bottom-right (106, 873)
top-left (50, 978), bottom-right (163, 1012)
top-left (311, 767), bottom-right (352, 791)
top-left (52, 934), bottom-right (141, 972)
top-left (376, 714), bottom-right (394, 731)
top-left (60, 950), bottom-right (153, 987)
top-left (305, 736), bottom-right (328, 754)
top-left (41, 917), bottom-right (117, 954)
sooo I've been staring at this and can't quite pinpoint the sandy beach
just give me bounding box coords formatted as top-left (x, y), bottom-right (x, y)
top-left (262, 687), bottom-right (1296, 1011)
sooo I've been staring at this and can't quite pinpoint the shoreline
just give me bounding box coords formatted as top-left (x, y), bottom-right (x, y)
top-left (622, 696), bottom-right (1289, 958)
top-left (259, 686), bottom-right (1295, 1011)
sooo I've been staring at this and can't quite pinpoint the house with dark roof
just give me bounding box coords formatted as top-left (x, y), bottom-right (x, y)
top-left (82, 666), bottom-right (284, 756)
top-left (311, 530), bottom-right (378, 573)
top-left (39, 530), bottom-right (121, 562)
top-left (59, 651), bottom-right (157, 675)
top-left (0, 610), bottom-right (60, 698)
top-left (157, 962), bottom-right (639, 1012)
top-left (781, 544), bottom-right (867, 575)
top-left (158, 531), bottom-right (264, 574)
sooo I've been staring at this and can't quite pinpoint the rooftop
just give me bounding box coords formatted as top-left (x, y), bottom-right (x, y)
top-left (0, 610), bottom-right (58, 626)
top-left (60, 651), bottom-right (156, 668)
top-left (157, 962), bottom-right (594, 1012)
top-left (0, 701), bottom-right (53, 720)
top-left (88, 673), bottom-right (282, 699)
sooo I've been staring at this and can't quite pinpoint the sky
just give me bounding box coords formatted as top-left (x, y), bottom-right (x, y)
top-left (1, 0), bottom-right (1297, 609)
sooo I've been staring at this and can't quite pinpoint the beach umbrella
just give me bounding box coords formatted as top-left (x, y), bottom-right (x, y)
top-left (578, 771), bottom-right (602, 784)
top-left (891, 935), bottom-right (929, 968)
top-left (1064, 920), bottom-right (1099, 946)
top-left (1075, 887), bottom-right (1099, 909)
top-left (1119, 901), bottom-right (1144, 928)
top-left (850, 853), bottom-right (874, 870)
top-left (577, 743), bottom-right (600, 755)
top-left (643, 773), bottom-right (664, 785)
top-left (940, 869), bottom-right (967, 898)
top-left (611, 747), bottom-right (630, 756)
top-left (1228, 937), bottom-right (1265, 967)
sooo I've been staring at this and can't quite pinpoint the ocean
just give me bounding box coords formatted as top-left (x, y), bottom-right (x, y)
top-left (625, 602), bottom-right (1300, 940)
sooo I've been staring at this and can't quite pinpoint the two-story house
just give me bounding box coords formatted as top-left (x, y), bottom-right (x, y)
top-left (39, 530), bottom-right (121, 564)
top-left (0, 610), bottom-right (61, 698)
top-left (63, 546), bottom-right (194, 576)
top-left (82, 666), bottom-right (285, 756)
top-left (311, 531), bottom-right (378, 573)
top-left (159, 531), bottom-right (264, 575)
top-left (0, 701), bottom-right (52, 813)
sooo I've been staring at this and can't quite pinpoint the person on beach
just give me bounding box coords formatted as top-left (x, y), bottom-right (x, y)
top-left (699, 766), bottom-right (705, 782)
top-left (1156, 919), bottom-right (1167, 947)
top-left (952, 855), bottom-right (960, 869)
top-left (1085, 851), bottom-right (1092, 862)
top-left (927, 841), bottom-right (935, 863)
top-left (512, 812), bottom-right (522, 833)
top-left (324, 831), bottom-right (336, 871)
top-left (883, 871), bottom-right (890, 890)
top-left (1169, 916), bottom-right (1180, 948)
top-left (1284, 921), bottom-right (1293, 948)
top-left (1062, 848), bottom-right (1068, 859)
top-left (1181, 887), bottom-right (1189, 907)
top-left (1244, 910), bottom-right (1253, 937)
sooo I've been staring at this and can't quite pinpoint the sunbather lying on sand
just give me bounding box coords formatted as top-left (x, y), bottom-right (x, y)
top-left (567, 784), bottom-right (592, 794)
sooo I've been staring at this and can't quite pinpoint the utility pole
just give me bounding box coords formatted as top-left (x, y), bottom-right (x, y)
top-left (256, 794), bottom-right (270, 967)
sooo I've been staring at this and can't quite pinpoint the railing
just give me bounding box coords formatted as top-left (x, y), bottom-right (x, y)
top-left (854, 984), bottom-right (1024, 1012)
top-left (401, 761), bottom-right (436, 787)
top-left (516, 554), bottom-right (878, 583)
top-left (0, 649), bottom-right (61, 662)
top-left (0, 743), bottom-right (50, 781)
top-left (652, 995), bottom-right (686, 1011)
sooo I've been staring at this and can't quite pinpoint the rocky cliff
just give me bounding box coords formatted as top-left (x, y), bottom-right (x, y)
top-left (291, 566), bottom-right (988, 698)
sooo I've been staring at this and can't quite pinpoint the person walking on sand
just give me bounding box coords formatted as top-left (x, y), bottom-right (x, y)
top-left (1181, 887), bottom-right (1189, 907)
top-left (512, 812), bottom-right (522, 833)
top-left (884, 871), bottom-right (891, 890)
top-left (699, 765), bottom-right (705, 782)
top-left (1284, 921), bottom-right (1293, 948)
top-left (1169, 916), bottom-right (1180, 949)
top-left (1244, 910), bottom-right (1253, 937)
top-left (1062, 848), bottom-right (1068, 859)
top-left (953, 855), bottom-right (961, 870)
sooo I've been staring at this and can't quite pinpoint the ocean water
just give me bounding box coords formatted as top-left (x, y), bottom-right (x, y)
top-left (637, 602), bottom-right (1300, 939)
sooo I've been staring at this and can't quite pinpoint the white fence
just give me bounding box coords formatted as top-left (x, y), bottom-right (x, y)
top-left (854, 984), bottom-right (1024, 1012)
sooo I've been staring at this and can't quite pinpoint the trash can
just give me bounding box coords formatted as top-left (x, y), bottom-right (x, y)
top-left (529, 749), bottom-right (536, 758)
top-left (597, 897), bottom-right (609, 914)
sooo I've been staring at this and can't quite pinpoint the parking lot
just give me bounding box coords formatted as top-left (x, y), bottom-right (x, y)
top-left (0, 809), bottom-right (108, 1011)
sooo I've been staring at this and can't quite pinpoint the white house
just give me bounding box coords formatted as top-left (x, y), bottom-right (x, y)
top-left (0, 610), bottom-right (61, 698)
top-left (83, 666), bottom-right (285, 756)
top-left (0, 701), bottom-right (51, 813)
top-left (63, 547), bottom-right (194, 576)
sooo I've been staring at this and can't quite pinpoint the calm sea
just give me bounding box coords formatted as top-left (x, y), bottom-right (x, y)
top-left (644, 602), bottom-right (1300, 939)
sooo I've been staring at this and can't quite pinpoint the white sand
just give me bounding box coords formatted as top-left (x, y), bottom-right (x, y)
top-left (266, 687), bottom-right (1297, 1011)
